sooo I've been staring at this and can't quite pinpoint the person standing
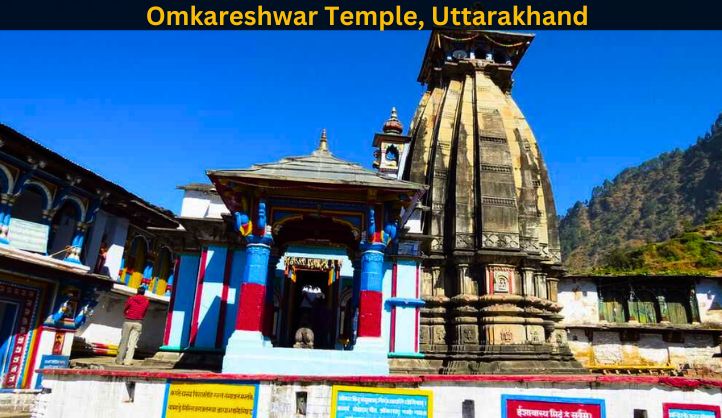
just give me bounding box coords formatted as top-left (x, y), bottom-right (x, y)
top-left (115, 287), bottom-right (149, 365)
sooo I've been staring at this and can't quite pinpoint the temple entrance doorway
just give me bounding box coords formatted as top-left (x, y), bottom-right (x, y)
top-left (271, 215), bottom-right (359, 350)
top-left (283, 270), bottom-right (339, 350)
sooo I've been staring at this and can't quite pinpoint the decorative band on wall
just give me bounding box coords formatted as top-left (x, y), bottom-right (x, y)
top-left (284, 257), bottom-right (342, 285)
top-left (481, 196), bottom-right (517, 207)
top-left (480, 164), bottom-right (513, 174)
top-left (479, 135), bottom-right (508, 143)
top-left (481, 232), bottom-right (520, 249)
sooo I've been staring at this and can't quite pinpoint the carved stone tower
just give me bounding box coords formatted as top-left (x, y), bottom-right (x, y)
top-left (400, 30), bottom-right (582, 373)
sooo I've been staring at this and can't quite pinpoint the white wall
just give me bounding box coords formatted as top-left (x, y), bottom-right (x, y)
top-left (75, 288), bottom-right (168, 355)
top-left (179, 190), bottom-right (228, 219)
top-left (34, 374), bottom-right (722, 418)
top-left (102, 216), bottom-right (130, 281)
top-left (696, 278), bottom-right (722, 325)
top-left (558, 277), bottom-right (599, 324)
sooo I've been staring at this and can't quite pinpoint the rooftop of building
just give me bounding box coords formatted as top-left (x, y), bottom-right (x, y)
top-left (418, 29), bottom-right (535, 83)
top-left (0, 123), bottom-right (178, 228)
top-left (207, 130), bottom-right (425, 193)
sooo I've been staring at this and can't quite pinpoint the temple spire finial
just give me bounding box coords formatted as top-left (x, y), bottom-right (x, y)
top-left (382, 107), bottom-right (403, 135)
top-left (318, 128), bottom-right (328, 152)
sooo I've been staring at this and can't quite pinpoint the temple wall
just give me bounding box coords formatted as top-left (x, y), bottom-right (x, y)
top-left (165, 253), bottom-right (201, 349)
top-left (558, 278), bottom-right (599, 324)
top-left (100, 214), bottom-right (130, 281)
top-left (76, 289), bottom-right (168, 356)
top-left (567, 329), bottom-right (721, 373)
top-left (194, 245), bottom-right (228, 349)
top-left (33, 373), bottom-right (722, 418)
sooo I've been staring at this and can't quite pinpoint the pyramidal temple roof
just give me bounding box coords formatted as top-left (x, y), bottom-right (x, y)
top-left (207, 130), bottom-right (424, 192)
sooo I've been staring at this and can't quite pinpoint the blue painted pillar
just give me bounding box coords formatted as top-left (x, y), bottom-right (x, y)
top-left (0, 202), bottom-right (11, 245)
top-left (165, 269), bottom-right (175, 297)
top-left (141, 261), bottom-right (154, 288)
top-left (64, 226), bottom-right (86, 263)
top-left (235, 243), bottom-right (272, 333)
top-left (358, 243), bottom-right (385, 338)
top-left (223, 199), bottom-right (277, 374)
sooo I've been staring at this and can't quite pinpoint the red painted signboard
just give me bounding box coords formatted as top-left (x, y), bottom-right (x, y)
top-left (503, 395), bottom-right (605, 418)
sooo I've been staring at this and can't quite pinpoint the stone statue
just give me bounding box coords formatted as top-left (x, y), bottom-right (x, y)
top-left (293, 314), bottom-right (314, 349)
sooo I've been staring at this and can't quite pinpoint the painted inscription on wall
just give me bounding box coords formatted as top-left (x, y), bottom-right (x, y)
top-left (331, 385), bottom-right (432, 418)
top-left (35, 355), bottom-right (69, 389)
top-left (664, 403), bottom-right (721, 418)
top-left (8, 218), bottom-right (49, 253)
top-left (163, 381), bottom-right (257, 418)
top-left (502, 395), bottom-right (605, 418)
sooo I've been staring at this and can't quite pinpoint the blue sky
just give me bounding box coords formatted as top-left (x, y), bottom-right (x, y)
top-left (0, 31), bottom-right (720, 216)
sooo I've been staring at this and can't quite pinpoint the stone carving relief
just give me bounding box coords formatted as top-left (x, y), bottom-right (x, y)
top-left (432, 326), bottom-right (446, 345)
top-left (460, 326), bottom-right (478, 345)
top-left (500, 328), bottom-right (513, 344)
top-left (520, 236), bottom-right (540, 253)
top-left (481, 232), bottom-right (520, 249)
top-left (493, 273), bottom-right (509, 293)
top-left (430, 237), bottom-right (444, 251)
top-left (419, 326), bottom-right (431, 345)
top-left (481, 196), bottom-right (517, 207)
top-left (455, 233), bottom-right (475, 249)
top-left (431, 266), bottom-right (445, 296)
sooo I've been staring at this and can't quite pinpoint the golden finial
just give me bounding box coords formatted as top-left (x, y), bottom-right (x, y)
top-left (318, 128), bottom-right (328, 152)
top-left (390, 107), bottom-right (399, 121)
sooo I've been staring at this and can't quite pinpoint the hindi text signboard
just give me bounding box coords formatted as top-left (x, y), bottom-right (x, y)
top-left (331, 385), bottom-right (432, 418)
top-left (163, 381), bottom-right (258, 418)
top-left (502, 395), bottom-right (605, 418)
top-left (664, 403), bottom-right (721, 418)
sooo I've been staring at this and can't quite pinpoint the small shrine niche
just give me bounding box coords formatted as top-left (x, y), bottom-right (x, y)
top-left (373, 107), bottom-right (411, 178)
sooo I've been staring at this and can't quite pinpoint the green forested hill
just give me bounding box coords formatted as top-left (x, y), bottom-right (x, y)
top-left (596, 207), bottom-right (722, 275)
top-left (559, 113), bottom-right (722, 273)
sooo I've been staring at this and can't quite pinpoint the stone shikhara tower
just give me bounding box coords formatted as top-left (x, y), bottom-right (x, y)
top-left (398, 30), bottom-right (582, 373)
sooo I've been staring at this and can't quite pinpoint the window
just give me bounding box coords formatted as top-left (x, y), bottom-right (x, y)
top-left (598, 287), bottom-right (626, 323)
top-left (11, 186), bottom-right (45, 223)
top-left (628, 289), bottom-right (657, 324)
